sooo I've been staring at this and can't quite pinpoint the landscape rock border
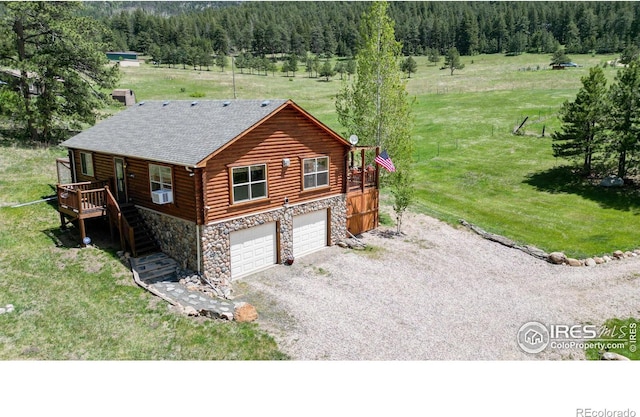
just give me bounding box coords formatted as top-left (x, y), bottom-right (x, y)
top-left (460, 219), bottom-right (639, 267)
top-left (547, 249), bottom-right (640, 267)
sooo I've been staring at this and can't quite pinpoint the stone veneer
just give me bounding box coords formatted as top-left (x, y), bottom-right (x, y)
top-left (202, 194), bottom-right (347, 284)
top-left (137, 207), bottom-right (199, 271)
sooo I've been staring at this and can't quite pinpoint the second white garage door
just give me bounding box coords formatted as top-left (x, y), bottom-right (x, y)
top-left (293, 209), bottom-right (328, 258)
top-left (230, 222), bottom-right (277, 279)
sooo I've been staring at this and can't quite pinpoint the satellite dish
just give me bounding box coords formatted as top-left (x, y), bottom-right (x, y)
top-left (349, 135), bottom-right (359, 145)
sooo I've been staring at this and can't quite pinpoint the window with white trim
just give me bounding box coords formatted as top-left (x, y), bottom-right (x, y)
top-left (80, 152), bottom-right (94, 177)
top-left (149, 164), bottom-right (173, 192)
top-left (231, 164), bottom-right (267, 203)
top-left (303, 156), bottom-right (329, 189)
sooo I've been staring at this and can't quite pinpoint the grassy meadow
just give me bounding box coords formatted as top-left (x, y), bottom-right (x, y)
top-left (119, 52), bottom-right (635, 258)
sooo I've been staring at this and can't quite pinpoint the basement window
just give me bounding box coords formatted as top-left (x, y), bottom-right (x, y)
top-left (80, 152), bottom-right (94, 177)
top-left (303, 156), bottom-right (329, 189)
top-left (231, 164), bottom-right (267, 203)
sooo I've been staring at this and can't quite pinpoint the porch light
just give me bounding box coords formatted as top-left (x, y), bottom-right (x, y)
top-left (282, 158), bottom-right (290, 167)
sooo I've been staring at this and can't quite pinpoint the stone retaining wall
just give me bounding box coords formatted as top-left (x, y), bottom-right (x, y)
top-left (138, 207), bottom-right (198, 271)
top-left (202, 195), bottom-right (347, 283)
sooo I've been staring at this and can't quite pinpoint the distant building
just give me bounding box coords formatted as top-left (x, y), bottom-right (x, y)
top-left (0, 69), bottom-right (43, 95)
top-left (111, 89), bottom-right (136, 106)
top-left (551, 62), bottom-right (579, 70)
top-left (106, 51), bottom-right (140, 61)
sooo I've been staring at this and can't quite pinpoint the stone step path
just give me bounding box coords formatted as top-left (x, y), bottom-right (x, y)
top-left (130, 253), bottom-right (237, 320)
top-left (130, 253), bottom-right (179, 283)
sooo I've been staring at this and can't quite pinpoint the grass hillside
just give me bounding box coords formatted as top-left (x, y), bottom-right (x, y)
top-left (0, 145), bottom-right (286, 359)
top-left (118, 53), bottom-right (635, 258)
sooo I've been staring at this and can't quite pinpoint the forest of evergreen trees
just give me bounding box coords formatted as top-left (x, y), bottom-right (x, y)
top-left (88, 1), bottom-right (640, 66)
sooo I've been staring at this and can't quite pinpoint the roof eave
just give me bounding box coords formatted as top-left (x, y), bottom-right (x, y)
top-left (64, 145), bottom-right (200, 169)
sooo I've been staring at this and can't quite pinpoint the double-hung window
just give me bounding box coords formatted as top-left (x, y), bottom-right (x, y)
top-left (80, 152), bottom-right (94, 177)
top-left (231, 164), bottom-right (267, 203)
top-left (303, 156), bottom-right (329, 189)
top-left (149, 164), bottom-right (172, 192)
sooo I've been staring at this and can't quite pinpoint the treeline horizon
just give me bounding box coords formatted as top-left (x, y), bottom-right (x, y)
top-left (89, 1), bottom-right (640, 60)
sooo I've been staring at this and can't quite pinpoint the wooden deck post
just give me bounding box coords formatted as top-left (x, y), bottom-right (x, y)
top-left (118, 213), bottom-right (125, 251)
top-left (59, 211), bottom-right (67, 230)
top-left (360, 148), bottom-right (365, 194)
top-left (79, 218), bottom-right (86, 247)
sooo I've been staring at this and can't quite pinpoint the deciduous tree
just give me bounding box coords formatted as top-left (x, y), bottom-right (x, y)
top-left (335, 1), bottom-right (414, 232)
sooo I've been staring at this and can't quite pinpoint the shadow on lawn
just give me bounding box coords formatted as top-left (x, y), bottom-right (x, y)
top-left (524, 165), bottom-right (640, 214)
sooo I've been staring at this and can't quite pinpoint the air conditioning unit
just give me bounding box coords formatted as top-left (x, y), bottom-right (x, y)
top-left (151, 189), bottom-right (173, 204)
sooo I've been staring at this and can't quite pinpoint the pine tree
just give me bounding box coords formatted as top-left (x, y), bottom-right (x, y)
top-left (552, 66), bottom-right (608, 176)
top-left (400, 56), bottom-right (418, 78)
top-left (0, 2), bottom-right (119, 143)
top-left (458, 11), bottom-right (479, 55)
top-left (427, 48), bottom-right (440, 66)
top-left (319, 60), bottom-right (335, 81)
top-left (607, 59), bottom-right (640, 179)
top-left (550, 47), bottom-right (571, 66)
top-left (444, 47), bottom-right (465, 75)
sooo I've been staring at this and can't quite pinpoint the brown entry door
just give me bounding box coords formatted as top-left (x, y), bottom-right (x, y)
top-left (114, 157), bottom-right (127, 203)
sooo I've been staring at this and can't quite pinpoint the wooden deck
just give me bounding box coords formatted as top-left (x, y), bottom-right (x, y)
top-left (56, 181), bottom-right (139, 255)
top-left (57, 181), bottom-right (109, 220)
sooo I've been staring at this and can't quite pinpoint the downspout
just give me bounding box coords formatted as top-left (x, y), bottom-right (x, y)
top-left (196, 224), bottom-right (201, 275)
top-left (198, 166), bottom-right (207, 275)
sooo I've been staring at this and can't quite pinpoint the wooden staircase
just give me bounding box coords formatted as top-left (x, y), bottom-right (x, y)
top-left (119, 204), bottom-right (161, 257)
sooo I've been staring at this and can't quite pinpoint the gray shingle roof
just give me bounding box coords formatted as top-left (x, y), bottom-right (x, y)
top-left (62, 99), bottom-right (289, 167)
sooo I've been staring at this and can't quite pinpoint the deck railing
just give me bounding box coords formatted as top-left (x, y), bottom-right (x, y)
top-left (57, 180), bottom-right (109, 215)
top-left (105, 186), bottom-right (136, 257)
top-left (347, 167), bottom-right (377, 193)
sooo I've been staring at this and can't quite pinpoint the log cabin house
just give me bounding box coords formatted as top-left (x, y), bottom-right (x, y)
top-left (57, 99), bottom-right (379, 281)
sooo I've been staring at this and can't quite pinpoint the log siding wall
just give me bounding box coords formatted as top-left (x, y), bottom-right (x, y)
top-left (69, 149), bottom-right (200, 223)
top-left (204, 106), bottom-right (348, 224)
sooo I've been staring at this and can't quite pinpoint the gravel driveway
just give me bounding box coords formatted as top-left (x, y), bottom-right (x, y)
top-left (235, 212), bottom-right (640, 360)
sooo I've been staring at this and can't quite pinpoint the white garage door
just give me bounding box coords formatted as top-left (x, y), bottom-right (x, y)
top-left (230, 222), bottom-right (277, 279)
top-left (293, 209), bottom-right (328, 258)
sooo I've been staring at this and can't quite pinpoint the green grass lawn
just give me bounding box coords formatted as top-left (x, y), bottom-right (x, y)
top-left (0, 144), bottom-right (286, 360)
top-left (585, 318), bottom-right (640, 360)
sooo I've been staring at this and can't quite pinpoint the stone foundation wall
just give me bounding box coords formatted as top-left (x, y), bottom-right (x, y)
top-left (202, 194), bottom-right (346, 283)
top-left (137, 207), bottom-right (198, 271)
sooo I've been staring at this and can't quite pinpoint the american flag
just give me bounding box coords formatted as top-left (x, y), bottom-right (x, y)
top-left (374, 150), bottom-right (396, 172)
